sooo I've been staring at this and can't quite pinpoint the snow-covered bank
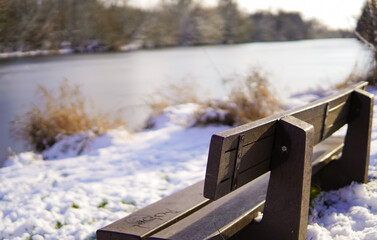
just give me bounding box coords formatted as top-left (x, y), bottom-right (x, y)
top-left (0, 49), bottom-right (74, 59)
top-left (0, 42), bottom-right (143, 59)
top-left (1, 89), bottom-right (377, 239)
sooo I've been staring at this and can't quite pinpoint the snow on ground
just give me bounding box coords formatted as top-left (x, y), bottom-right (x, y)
top-left (0, 49), bottom-right (74, 59)
top-left (1, 88), bottom-right (377, 239)
top-left (0, 104), bottom-right (228, 240)
top-left (307, 87), bottom-right (377, 240)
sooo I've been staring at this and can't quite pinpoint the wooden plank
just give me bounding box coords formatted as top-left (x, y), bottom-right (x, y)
top-left (149, 173), bottom-right (270, 240)
top-left (236, 160), bottom-right (270, 188)
top-left (326, 101), bottom-right (350, 128)
top-left (97, 181), bottom-right (210, 240)
top-left (204, 135), bottom-right (231, 201)
top-left (239, 136), bottom-right (274, 172)
top-left (204, 121), bottom-right (276, 200)
top-left (304, 116), bottom-right (325, 144)
top-left (323, 117), bottom-right (348, 139)
top-left (218, 119), bottom-right (277, 152)
top-left (312, 136), bottom-right (344, 175)
top-left (291, 104), bottom-right (326, 123)
top-left (287, 81), bottom-right (366, 118)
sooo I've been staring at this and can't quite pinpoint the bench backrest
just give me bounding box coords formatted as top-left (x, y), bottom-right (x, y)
top-left (204, 81), bottom-right (370, 200)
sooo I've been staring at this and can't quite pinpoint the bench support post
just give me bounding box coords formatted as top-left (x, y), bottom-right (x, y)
top-left (233, 116), bottom-right (314, 240)
top-left (312, 89), bottom-right (374, 190)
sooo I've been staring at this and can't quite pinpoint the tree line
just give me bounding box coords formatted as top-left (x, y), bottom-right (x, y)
top-left (0, 0), bottom-right (352, 53)
top-left (356, 0), bottom-right (377, 84)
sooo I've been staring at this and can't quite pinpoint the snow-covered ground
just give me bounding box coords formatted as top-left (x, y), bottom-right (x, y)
top-left (1, 88), bottom-right (377, 240)
top-left (0, 49), bottom-right (74, 59)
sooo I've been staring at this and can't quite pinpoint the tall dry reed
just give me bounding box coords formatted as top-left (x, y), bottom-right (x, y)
top-left (12, 80), bottom-right (125, 152)
top-left (145, 68), bottom-right (283, 127)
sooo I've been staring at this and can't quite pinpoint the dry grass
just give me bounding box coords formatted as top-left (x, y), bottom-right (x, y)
top-left (365, 67), bottom-right (377, 86)
top-left (146, 68), bottom-right (283, 127)
top-left (146, 76), bottom-right (209, 115)
top-left (333, 62), bottom-right (377, 90)
top-left (12, 80), bottom-right (125, 152)
top-left (334, 66), bottom-right (368, 89)
top-left (226, 69), bottom-right (283, 124)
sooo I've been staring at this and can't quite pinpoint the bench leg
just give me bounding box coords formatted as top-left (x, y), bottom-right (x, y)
top-left (312, 89), bottom-right (374, 191)
top-left (232, 116), bottom-right (314, 240)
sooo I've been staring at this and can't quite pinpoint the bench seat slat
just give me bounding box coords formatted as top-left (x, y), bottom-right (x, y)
top-left (312, 136), bottom-right (344, 175)
top-left (149, 173), bottom-right (269, 240)
top-left (97, 181), bottom-right (210, 240)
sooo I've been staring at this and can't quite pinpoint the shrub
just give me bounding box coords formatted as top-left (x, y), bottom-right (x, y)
top-left (226, 69), bottom-right (283, 124)
top-left (334, 66), bottom-right (367, 89)
top-left (146, 68), bottom-right (283, 127)
top-left (355, 0), bottom-right (377, 85)
top-left (11, 80), bottom-right (125, 152)
top-left (146, 76), bottom-right (207, 116)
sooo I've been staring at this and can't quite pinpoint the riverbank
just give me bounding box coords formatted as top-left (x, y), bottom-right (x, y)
top-left (0, 41), bottom-right (145, 59)
top-left (0, 49), bottom-right (74, 59)
top-left (0, 38), bottom-right (372, 169)
top-left (0, 37), bottom-right (354, 60)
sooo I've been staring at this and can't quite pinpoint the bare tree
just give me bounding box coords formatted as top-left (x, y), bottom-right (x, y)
top-left (356, 0), bottom-right (377, 84)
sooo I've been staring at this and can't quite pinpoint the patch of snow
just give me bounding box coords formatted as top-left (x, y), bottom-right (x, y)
top-left (306, 87), bottom-right (377, 240)
top-left (3, 152), bottom-right (43, 168)
top-left (0, 49), bottom-right (73, 59)
top-left (147, 103), bottom-right (202, 128)
top-left (0, 106), bottom-right (228, 239)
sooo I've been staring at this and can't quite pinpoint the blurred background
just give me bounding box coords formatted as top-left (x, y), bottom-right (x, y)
top-left (0, 0), bottom-right (374, 164)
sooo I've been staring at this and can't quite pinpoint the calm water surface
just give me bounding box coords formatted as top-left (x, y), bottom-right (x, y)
top-left (0, 38), bottom-right (372, 164)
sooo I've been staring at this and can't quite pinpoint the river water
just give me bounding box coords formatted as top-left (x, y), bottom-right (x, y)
top-left (0, 38), bottom-right (372, 164)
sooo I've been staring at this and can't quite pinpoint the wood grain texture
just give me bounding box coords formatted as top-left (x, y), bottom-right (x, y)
top-left (97, 181), bottom-right (209, 240)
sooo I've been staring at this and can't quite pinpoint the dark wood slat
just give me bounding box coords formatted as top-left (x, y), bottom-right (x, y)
top-left (205, 134), bottom-right (234, 201)
top-left (328, 93), bottom-right (351, 109)
top-left (208, 202), bottom-right (265, 240)
top-left (219, 120), bottom-right (277, 153)
top-left (236, 160), bottom-right (271, 188)
top-left (204, 122), bottom-right (276, 200)
top-left (312, 136), bottom-right (344, 175)
top-left (97, 181), bottom-right (210, 240)
top-left (287, 81), bottom-right (366, 118)
top-left (304, 116), bottom-right (325, 144)
top-left (149, 173), bottom-right (270, 240)
top-left (324, 118), bottom-right (348, 139)
top-left (239, 136), bottom-right (274, 172)
top-left (292, 104), bottom-right (326, 123)
top-left (211, 140), bottom-right (273, 194)
top-left (326, 99), bottom-right (351, 127)
top-left (218, 151), bottom-right (234, 183)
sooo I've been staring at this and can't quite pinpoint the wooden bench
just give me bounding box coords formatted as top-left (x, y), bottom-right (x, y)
top-left (97, 81), bottom-right (373, 240)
